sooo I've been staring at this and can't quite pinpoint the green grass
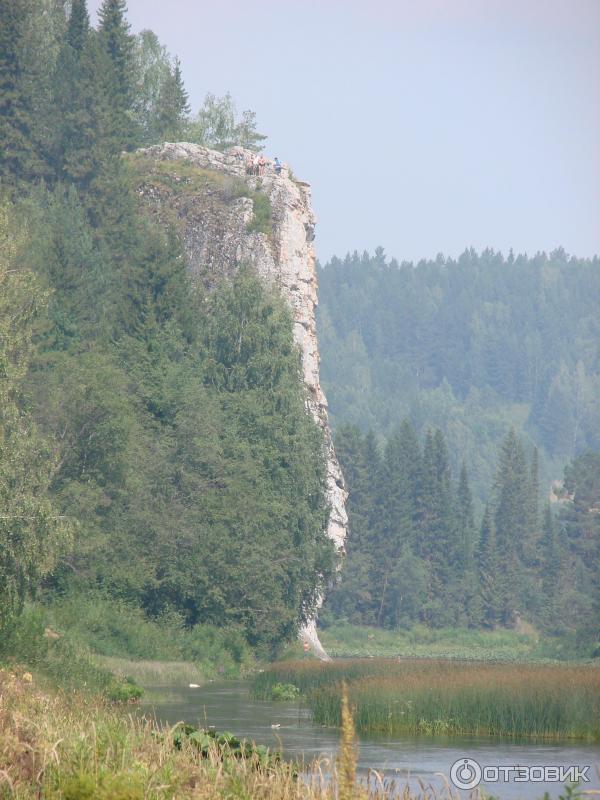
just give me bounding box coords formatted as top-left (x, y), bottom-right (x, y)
top-left (0, 595), bottom-right (255, 704)
top-left (319, 622), bottom-right (547, 660)
top-left (1, 665), bottom-right (464, 799)
top-left (97, 656), bottom-right (205, 686)
top-left (255, 658), bottom-right (600, 741)
top-left (44, 593), bottom-right (254, 680)
top-left (128, 152), bottom-right (273, 235)
top-left (0, 606), bottom-right (141, 700)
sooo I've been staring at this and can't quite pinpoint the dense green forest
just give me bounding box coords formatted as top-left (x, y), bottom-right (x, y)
top-left (0, 0), bottom-right (332, 654)
top-left (322, 423), bottom-right (599, 650)
top-left (1, 0), bottom-right (598, 663)
top-left (318, 251), bottom-right (600, 649)
top-left (318, 249), bottom-right (600, 503)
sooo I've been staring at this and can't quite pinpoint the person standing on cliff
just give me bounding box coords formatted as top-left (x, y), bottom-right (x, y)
top-left (274, 157), bottom-right (282, 176)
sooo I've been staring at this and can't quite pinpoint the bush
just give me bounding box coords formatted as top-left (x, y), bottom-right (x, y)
top-left (0, 605), bottom-right (114, 692)
top-left (246, 191), bottom-right (272, 233)
top-left (271, 682), bottom-right (300, 701)
top-left (105, 678), bottom-right (144, 703)
top-left (45, 594), bottom-right (254, 677)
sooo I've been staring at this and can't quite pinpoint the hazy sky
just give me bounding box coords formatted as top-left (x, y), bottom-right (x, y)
top-left (90, 0), bottom-right (599, 264)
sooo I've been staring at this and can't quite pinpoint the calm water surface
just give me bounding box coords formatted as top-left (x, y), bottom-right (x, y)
top-left (141, 681), bottom-right (600, 799)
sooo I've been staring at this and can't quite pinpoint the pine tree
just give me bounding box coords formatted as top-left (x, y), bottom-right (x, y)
top-left (155, 56), bottom-right (190, 142)
top-left (374, 422), bottom-right (424, 624)
top-left (0, 0), bottom-right (47, 187)
top-left (67, 0), bottom-right (90, 52)
top-left (493, 428), bottom-right (529, 623)
top-left (97, 0), bottom-right (137, 150)
top-left (539, 504), bottom-right (561, 628)
top-left (523, 446), bottom-right (541, 567)
top-left (52, 0), bottom-right (108, 186)
top-left (477, 505), bottom-right (502, 626)
top-left (456, 461), bottom-right (476, 563)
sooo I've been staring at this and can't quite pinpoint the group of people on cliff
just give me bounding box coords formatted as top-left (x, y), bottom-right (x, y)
top-left (244, 154), bottom-right (282, 176)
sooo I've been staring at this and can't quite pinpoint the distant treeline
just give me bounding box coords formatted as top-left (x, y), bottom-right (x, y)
top-left (317, 248), bottom-right (600, 503)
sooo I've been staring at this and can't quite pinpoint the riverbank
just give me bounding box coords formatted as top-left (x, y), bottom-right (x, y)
top-left (318, 623), bottom-right (567, 661)
top-left (0, 667), bottom-right (470, 799)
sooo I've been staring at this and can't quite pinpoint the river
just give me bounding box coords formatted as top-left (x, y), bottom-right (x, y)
top-left (141, 681), bottom-right (600, 799)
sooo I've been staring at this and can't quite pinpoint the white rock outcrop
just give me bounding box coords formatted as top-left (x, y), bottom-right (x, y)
top-left (136, 142), bottom-right (348, 659)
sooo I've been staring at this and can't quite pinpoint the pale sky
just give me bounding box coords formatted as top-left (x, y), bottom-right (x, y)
top-left (90, 0), bottom-right (600, 263)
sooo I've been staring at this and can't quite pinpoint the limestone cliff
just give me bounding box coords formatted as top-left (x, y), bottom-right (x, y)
top-left (133, 142), bottom-right (347, 658)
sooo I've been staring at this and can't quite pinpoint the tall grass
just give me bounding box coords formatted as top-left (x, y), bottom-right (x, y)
top-left (44, 594), bottom-right (254, 679)
top-left (255, 659), bottom-right (600, 741)
top-left (0, 666), bottom-right (470, 799)
top-left (318, 623), bottom-right (544, 660)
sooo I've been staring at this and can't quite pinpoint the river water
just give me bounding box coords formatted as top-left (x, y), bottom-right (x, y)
top-left (141, 681), bottom-right (600, 799)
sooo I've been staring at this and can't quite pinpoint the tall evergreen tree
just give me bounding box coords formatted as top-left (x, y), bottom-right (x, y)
top-left (0, 0), bottom-right (47, 187)
top-left (524, 446), bottom-right (541, 567)
top-left (477, 505), bottom-right (501, 626)
top-left (493, 428), bottom-right (529, 622)
top-left (456, 461), bottom-right (476, 562)
top-left (156, 56), bottom-right (190, 142)
top-left (97, 0), bottom-right (137, 150)
top-left (52, 0), bottom-right (108, 186)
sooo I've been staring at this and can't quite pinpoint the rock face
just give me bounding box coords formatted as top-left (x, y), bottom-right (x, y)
top-left (135, 142), bottom-right (348, 659)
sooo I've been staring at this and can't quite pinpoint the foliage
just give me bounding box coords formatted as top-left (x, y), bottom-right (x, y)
top-left (44, 593), bottom-right (254, 678)
top-left (317, 622), bottom-right (542, 660)
top-left (0, 204), bottom-right (71, 636)
top-left (105, 677), bottom-right (144, 703)
top-left (172, 723), bottom-right (287, 773)
top-left (186, 92), bottom-right (267, 152)
top-left (0, 0), bottom-right (326, 654)
top-left (324, 418), bottom-right (598, 646)
top-left (0, 0), bottom-right (49, 187)
top-left (317, 248), bottom-right (600, 504)
top-left (0, 606), bottom-right (119, 694)
top-left (270, 682), bottom-right (300, 701)
top-left (1, 666), bottom-right (468, 798)
top-left (247, 190), bottom-right (272, 233)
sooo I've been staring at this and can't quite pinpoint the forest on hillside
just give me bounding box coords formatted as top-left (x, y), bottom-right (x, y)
top-left (321, 423), bottom-right (600, 650)
top-left (318, 248), bottom-right (600, 502)
top-left (0, 0), bottom-right (331, 654)
top-left (318, 251), bottom-right (600, 649)
top-left (1, 0), bottom-right (598, 661)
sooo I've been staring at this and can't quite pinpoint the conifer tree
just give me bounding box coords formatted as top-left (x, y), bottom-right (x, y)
top-left (373, 421), bottom-right (428, 624)
top-left (523, 446), bottom-right (541, 567)
top-left (493, 428), bottom-right (529, 622)
top-left (98, 0), bottom-right (137, 150)
top-left (156, 56), bottom-right (190, 142)
top-left (477, 505), bottom-right (502, 626)
top-left (456, 461), bottom-right (476, 562)
top-left (52, 0), bottom-right (108, 186)
top-left (0, 0), bottom-right (47, 186)
top-left (539, 504), bottom-right (561, 626)
top-left (67, 0), bottom-right (90, 52)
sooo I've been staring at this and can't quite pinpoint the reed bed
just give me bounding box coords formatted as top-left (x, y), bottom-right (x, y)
top-left (255, 659), bottom-right (600, 741)
top-left (254, 658), bottom-right (403, 697)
